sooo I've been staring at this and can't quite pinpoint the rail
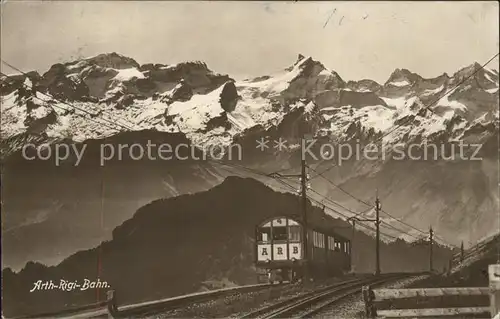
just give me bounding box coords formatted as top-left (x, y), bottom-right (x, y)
top-left (113, 283), bottom-right (276, 317)
top-left (362, 264), bottom-right (500, 318)
top-left (5, 283), bottom-right (276, 319)
top-left (9, 300), bottom-right (108, 319)
top-left (241, 274), bottom-right (410, 319)
top-left (450, 236), bottom-right (498, 269)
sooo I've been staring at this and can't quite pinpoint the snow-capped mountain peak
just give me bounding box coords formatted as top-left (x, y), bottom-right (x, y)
top-left (76, 52), bottom-right (140, 70)
top-left (0, 53), bottom-right (498, 158)
top-left (385, 68), bottom-right (422, 87)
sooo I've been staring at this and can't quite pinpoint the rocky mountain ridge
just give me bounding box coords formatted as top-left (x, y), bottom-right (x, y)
top-left (1, 52), bottom-right (498, 155)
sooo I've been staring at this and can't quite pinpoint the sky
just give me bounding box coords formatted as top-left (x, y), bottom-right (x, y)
top-left (1, 1), bottom-right (499, 83)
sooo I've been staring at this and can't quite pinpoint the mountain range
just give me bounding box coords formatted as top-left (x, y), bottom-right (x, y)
top-left (1, 52), bottom-right (498, 270)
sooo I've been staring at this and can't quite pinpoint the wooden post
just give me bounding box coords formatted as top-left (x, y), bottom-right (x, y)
top-left (107, 289), bottom-right (118, 318)
top-left (489, 264), bottom-right (500, 318)
top-left (362, 286), bottom-right (371, 318)
top-left (362, 285), bottom-right (376, 318)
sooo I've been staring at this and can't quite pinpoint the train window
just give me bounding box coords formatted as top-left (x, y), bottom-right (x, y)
top-left (312, 231), bottom-right (325, 248)
top-left (328, 237), bottom-right (334, 251)
top-left (258, 228), bottom-right (271, 243)
top-left (318, 233), bottom-right (324, 248)
top-left (273, 226), bottom-right (287, 241)
top-left (288, 226), bottom-right (301, 241)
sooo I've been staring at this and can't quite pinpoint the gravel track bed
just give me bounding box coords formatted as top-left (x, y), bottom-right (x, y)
top-left (148, 275), bottom-right (359, 318)
top-left (312, 275), bottom-right (429, 319)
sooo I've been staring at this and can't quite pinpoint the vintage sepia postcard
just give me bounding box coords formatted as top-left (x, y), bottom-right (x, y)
top-left (1, 1), bottom-right (499, 318)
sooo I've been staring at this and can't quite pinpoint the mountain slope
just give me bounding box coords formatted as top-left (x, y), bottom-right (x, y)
top-left (1, 176), bottom-right (454, 318)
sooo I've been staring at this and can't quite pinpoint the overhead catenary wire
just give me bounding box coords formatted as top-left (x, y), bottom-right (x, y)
top-left (306, 165), bottom-right (373, 209)
top-left (263, 54), bottom-right (499, 247)
top-left (0, 71), bottom-right (131, 134)
top-left (309, 52), bottom-right (500, 180)
top-left (213, 161), bottom-right (299, 195)
top-left (215, 159), bottom-right (409, 241)
top-left (274, 175), bottom-right (400, 241)
top-left (2, 56), bottom-right (473, 248)
top-left (305, 165), bottom-right (429, 240)
top-left (306, 185), bottom-right (425, 241)
top-left (222, 159), bottom-right (453, 248)
top-left (275, 161), bottom-right (449, 244)
top-left (214, 159), bottom-right (420, 241)
top-left (212, 160), bottom-right (369, 223)
top-left (1, 60), bottom-right (136, 132)
top-left (313, 163), bottom-right (455, 245)
top-left (0, 65), bottom-right (303, 181)
top-left (1, 61), bottom-right (143, 299)
top-left (377, 204), bottom-right (457, 247)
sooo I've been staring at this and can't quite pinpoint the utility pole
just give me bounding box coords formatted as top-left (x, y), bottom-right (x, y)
top-left (460, 241), bottom-right (464, 263)
top-left (375, 194), bottom-right (381, 276)
top-left (429, 226), bottom-right (434, 272)
top-left (300, 157), bottom-right (308, 262)
top-left (351, 219), bottom-right (356, 272)
top-left (97, 165), bottom-right (105, 302)
top-left (269, 148), bottom-right (309, 280)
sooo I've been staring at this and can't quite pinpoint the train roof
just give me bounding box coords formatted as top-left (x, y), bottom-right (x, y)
top-left (257, 215), bottom-right (350, 242)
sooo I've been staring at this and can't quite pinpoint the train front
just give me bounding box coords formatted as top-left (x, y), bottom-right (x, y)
top-left (255, 216), bottom-right (304, 283)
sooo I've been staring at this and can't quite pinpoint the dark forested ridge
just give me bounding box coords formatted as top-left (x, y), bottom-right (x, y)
top-left (2, 176), bottom-right (453, 317)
